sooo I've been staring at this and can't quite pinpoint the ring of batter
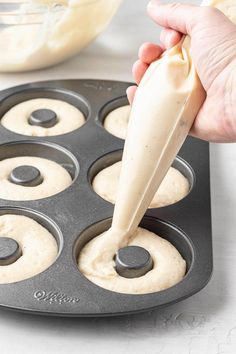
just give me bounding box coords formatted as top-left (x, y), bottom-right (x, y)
top-left (0, 214), bottom-right (58, 284)
top-left (103, 105), bottom-right (131, 139)
top-left (78, 227), bottom-right (186, 294)
top-left (0, 156), bottom-right (72, 201)
top-left (1, 98), bottom-right (85, 136)
top-left (92, 161), bottom-right (190, 208)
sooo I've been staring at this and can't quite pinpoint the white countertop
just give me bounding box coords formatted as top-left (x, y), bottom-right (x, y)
top-left (0, 1), bottom-right (236, 353)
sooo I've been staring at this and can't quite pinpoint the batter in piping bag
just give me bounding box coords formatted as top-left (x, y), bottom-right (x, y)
top-left (78, 0), bottom-right (236, 294)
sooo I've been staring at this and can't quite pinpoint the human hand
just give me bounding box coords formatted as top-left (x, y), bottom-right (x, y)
top-left (127, 1), bottom-right (236, 142)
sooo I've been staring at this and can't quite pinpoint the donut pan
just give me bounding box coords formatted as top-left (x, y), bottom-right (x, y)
top-left (0, 79), bottom-right (212, 317)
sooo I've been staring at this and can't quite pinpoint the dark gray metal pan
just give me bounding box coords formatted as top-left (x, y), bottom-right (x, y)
top-left (0, 79), bottom-right (212, 316)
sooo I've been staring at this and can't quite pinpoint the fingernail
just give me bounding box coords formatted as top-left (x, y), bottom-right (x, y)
top-left (147, 0), bottom-right (158, 10)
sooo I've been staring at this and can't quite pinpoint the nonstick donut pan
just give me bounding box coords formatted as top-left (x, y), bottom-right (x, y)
top-left (0, 79), bottom-right (212, 316)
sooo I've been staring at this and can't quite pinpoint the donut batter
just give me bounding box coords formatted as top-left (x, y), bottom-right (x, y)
top-left (92, 161), bottom-right (189, 208)
top-left (78, 227), bottom-right (186, 294)
top-left (0, 156), bottom-right (72, 200)
top-left (0, 214), bottom-right (57, 284)
top-left (104, 105), bottom-right (131, 139)
top-left (1, 98), bottom-right (85, 136)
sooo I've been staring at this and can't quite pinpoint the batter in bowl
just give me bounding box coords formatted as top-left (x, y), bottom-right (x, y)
top-left (103, 105), bottom-right (131, 139)
top-left (1, 98), bottom-right (85, 136)
top-left (0, 0), bottom-right (122, 72)
top-left (92, 161), bottom-right (189, 208)
top-left (78, 227), bottom-right (186, 294)
top-left (0, 214), bottom-right (57, 284)
top-left (0, 156), bottom-right (72, 200)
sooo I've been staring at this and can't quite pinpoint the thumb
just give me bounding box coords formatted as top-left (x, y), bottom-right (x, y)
top-left (147, 1), bottom-right (222, 35)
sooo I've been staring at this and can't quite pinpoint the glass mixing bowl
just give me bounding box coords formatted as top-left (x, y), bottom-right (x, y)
top-left (0, 0), bottom-right (122, 72)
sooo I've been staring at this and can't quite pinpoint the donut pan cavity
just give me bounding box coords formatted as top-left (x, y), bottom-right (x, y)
top-left (0, 79), bottom-right (212, 316)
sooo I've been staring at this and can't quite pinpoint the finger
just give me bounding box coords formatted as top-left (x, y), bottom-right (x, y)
top-left (132, 59), bottom-right (149, 84)
top-left (160, 28), bottom-right (182, 49)
top-left (147, 1), bottom-right (202, 35)
top-left (138, 42), bottom-right (163, 64)
top-left (126, 86), bottom-right (137, 105)
top-left (148, 1), bottom-right (232, 39)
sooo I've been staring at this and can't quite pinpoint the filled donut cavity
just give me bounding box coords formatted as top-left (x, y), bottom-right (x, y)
top-left (75, 217), bottom-right (194, 295)
top-left (98, 96), bottom-right (130, 140)
top-left (89, 150), bottom-right (195, 208)
top-left (0, 141), bottom-right (79, 201)
top-left (0, 208), bottom-right (62, 284)
top-left (0, 89), bottom-right (90, 137)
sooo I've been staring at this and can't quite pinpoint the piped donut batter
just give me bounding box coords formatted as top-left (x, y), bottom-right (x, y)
top-left (78, 227), bottom-right (186, 294)
top-left (0, 156), bottom-right (72, 200)
top-left (92, 161), bottom-right (189, 208)
top-left (104, 105), bottom-right (131, 139)
top-left (0, 214), bottom-right (57, 284)
top-left (1, 98), bottom-right (85, 136)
